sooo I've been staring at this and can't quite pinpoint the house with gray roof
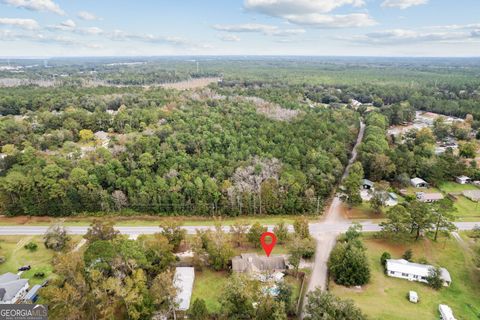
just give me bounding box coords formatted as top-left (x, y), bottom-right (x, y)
top-left (232, 253), bottom-right (287, 274)
top-left (0, 273), bottom-right (29, 304)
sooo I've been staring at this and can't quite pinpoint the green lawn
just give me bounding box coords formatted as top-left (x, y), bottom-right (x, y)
top-left (330, 235), bottom-right (480, 320)
top-left (454, 196), bottom-right (480, 220)
top-left (191, 269), bottom-right (230, 313)
top-left (439, 182), bottom-right (479, 193)
top-left (0, 236), bottom-right (54, 285)
top-left (191, 269), bottom-right (303, 314)
top-left (0, 235), bottom-right (82, 285)
top-left (0, 215), bottom-right (310, 227)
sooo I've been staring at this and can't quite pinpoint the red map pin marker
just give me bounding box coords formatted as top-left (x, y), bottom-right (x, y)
top-left (260, 232), bottom-right (277, 257)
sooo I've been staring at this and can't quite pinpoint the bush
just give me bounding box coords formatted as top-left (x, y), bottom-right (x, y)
top-left (24, 242), bottom-right (38, 252)
top-left (247, 222), bottom-right (267, 248)
top-left (417, 257), bottom-right (429, 265)
top-left (34, 272), bottom-right (45, 278)
top-left (426, 267), bottom-right (444, 290)
top-left (380, 252), bottom-right (391, 267)
top-left (328, 243), bottom-right (370, 287)
top-left (44, 225), bottom-right (70, 252)
top-left (301, 238), bottom-right (316, 259)
top-left (293, 216), bottom-right (310, 239)
top-left (0, 256), bottom-right (5, 264)
top-left (402, 249), bottom-right (413, 261)
top-left (188, 298), bottom-right (209, 320)
top-left (273, 221), bottom-right (290, 244)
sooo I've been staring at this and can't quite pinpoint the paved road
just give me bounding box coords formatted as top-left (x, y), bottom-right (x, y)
top-left (0, 221), bottom-right (478, 236)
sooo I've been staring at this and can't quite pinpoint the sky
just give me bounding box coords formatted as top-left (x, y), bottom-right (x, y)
top-left (0, 0), bottom-right (479, 57)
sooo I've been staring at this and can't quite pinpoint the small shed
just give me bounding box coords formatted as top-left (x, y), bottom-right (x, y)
top-left (439, 304), bottom-right (457, 320)
top-left (408, 291), bottom-right (418, 303)
top-left (362, 179), bottom-right (374, 190)
top-left (174, 267), bottom-right (195, 311)
top-left (411, 178), bottom-right (429, 188)
top-left (456, 176), bottom-right (471, 185)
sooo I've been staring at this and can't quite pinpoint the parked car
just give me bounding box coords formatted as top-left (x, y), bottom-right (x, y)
top-left (18, 265), bottom-right (31, 271)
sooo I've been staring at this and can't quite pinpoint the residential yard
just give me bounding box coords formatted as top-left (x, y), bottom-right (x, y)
top-left (0, 235), bottom-right (82, 285)
top-left (190, 269), bottom-right (303, 314)
top-left (191, 269), bottom-right (230, 313)
top-left (439, 182), bottom-right (479, 194)
top-left (453, 196), bottom-right (480, 220)
top-left (330, 235), bottom-right (480, 320)
top-left (343, 203), bottom-right (385, 221)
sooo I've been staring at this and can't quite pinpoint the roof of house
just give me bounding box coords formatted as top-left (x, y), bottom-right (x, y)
top-left (174, 267), bottom-right (195, 311)
top-left (24, 284), bottom-right (42, 301)
top-left (411, 177), bottom-right (427, 185)
top-left (362, 179), bottom-right (374, 187)
top-left (418, 193), bottom-right (444, 201)
top-left (0, 272), bottom-right (19, 284)
top-left (0, 279), bottom-right (28, 302)
top-left (386, 259), bottom-right (451, 282)
top-left (232, 253), bottom-right (287, 273)
top-left (389, 192), bottom-right (398, 200)
top-left (457, 176), bottom-right (471, 180)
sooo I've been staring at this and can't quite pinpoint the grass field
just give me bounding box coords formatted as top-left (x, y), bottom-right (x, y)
top-left (454, 196), bottom-right (480, 220)
top-left (330, 235), bottom-right (480, 320)
top-left (0, 236), bottom-right (54, 285)
top-left (0, 215), bottom-right (310, 227)
top-left (190, 269), bottom-right (303, 314)
top-left (344, 203), bottom-right (385, 221)
top-left (439, 182), bottom-right (479, 194)
top-left (191, 269), bottom-right (230, 313)
top-left (0, 235), bottom-right (82, 285)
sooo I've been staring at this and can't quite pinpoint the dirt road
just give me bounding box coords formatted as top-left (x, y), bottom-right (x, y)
top-left (306, 120), bottom-right (365, 295)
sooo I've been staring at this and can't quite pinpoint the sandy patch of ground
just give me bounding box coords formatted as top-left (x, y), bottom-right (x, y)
top-left (160, 77), bottom-right (221, 90)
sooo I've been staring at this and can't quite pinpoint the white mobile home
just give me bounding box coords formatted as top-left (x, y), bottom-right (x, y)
top-left (386, 259), bottom-right (451, 286)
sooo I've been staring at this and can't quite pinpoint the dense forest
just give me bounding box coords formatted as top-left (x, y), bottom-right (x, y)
top-left (0, 57), bottom-right (479, 217)
top-left (0, 84), bottom-right (359, 216)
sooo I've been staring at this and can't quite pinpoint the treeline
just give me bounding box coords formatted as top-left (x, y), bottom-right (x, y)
top-left (0, 88), bottom-right (359, 216)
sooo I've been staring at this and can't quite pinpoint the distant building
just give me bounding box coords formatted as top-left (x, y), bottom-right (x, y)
top-left (174, 267), bottom-right (195, 311)
top-left (0, 273), bottom-right (29, 304)
top-left (456, 176), bottom-right (471, 185)
top-left (416, 192), bottom-right (444, 203)
top-left (411, 178), bottom-right (429, 188)
top-left (386, 259), bottom-right (451, 286)
top-left (232, 253), bottom-right (287, 274)
top-left (362, 179), bottom-right (374, 190)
